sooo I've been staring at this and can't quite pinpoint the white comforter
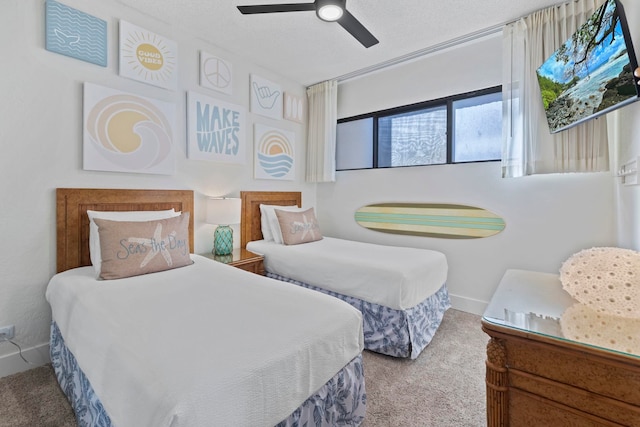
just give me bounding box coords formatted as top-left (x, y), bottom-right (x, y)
top-left (247, 237), bottom-right (448, 310)
top-left (46, 255), bottom-right (363, 427)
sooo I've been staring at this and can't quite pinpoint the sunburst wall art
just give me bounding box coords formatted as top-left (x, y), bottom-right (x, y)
top-left (45, 0), bottom-right (107, 67)
top-left (83, 82), bottom-right (176, 175)
top-left (254, 124), bottom-right (295, 180)
top-left (119, 20), bottom-right (178, 90)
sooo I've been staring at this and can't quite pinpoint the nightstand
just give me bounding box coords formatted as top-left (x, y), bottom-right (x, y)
top-left (200, 248), bottom-right (265, 275)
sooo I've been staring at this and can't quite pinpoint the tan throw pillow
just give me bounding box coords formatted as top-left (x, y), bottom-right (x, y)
top-left (274, 207), bottom-right (323, 245)
top-left (95, 213), bottom-right (193, 280)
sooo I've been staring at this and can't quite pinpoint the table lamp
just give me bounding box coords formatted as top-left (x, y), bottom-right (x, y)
top-left (206, 197), bottom-right (241, 256)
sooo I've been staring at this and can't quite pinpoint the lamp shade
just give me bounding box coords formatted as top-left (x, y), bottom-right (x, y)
top-left (206, 197), bottom-right (241, 225)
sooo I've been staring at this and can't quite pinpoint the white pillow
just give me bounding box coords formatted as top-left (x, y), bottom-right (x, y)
top-left (267, 206), bottom-right (306, 244)
top-left (259, 204), bottom-right (275, 241)
top-left (87, 209), bottom-right (180, 276)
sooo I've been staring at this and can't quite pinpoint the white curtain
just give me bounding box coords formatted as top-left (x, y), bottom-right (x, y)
top-left (502, 0), bottom-right (609, 178)
top-left (306, 80), bottom-right (338, 182)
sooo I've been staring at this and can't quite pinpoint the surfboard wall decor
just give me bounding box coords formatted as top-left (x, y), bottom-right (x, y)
top-left (354, 203), bottom-right (506, 239)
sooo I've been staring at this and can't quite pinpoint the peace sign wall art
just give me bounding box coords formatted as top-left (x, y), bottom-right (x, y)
top-left (199, 52), bottom-right (233, 95)
top-left (119, 21), bottom-right (178, 90)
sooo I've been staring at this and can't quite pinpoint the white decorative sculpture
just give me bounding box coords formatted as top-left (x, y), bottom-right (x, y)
top-left (559, 247), bottom-right (640, 354)
top-left (560, 247), bottom-right (640, 318)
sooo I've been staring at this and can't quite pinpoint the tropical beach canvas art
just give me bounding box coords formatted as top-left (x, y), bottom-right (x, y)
top-left (536, 0), bottom-right (639, 134)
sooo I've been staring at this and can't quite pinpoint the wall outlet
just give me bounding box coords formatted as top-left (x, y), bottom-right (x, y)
top-left (0, 325), bottom-right (15, 341)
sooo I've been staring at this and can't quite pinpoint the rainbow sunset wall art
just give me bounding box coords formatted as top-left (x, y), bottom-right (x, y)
top-left (254, 124), bottom-right (295, 180)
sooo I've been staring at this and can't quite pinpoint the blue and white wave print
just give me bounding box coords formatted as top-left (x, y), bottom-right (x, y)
top-left (45, 0), bottom-right (107, 67)
top-left (258, 152), bottom-right (294, 178)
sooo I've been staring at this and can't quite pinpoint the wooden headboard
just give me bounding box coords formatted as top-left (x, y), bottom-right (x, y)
top-left (240, 191), bottom-right (302, 248)
top-left (56, 188), bottom-right (194, 273)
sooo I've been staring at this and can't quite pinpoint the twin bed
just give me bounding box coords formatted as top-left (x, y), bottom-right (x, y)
top-left (48, 188), bottom-right (365, 427)
top-left (47, 188), bottom-right (450, 426)
top-left (240, 191), bottom-right (450, 359)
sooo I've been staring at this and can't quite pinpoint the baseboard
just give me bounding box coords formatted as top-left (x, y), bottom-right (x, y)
top-left (448, 293), bottom-right (488, 316)
top-left (0, 342), bottom-right (50, 379)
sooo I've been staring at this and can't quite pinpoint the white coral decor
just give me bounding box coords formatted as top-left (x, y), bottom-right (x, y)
top-left (560, 304), bottom-right (640, 355)
top-left (560, 247), bottom-right (640, 318)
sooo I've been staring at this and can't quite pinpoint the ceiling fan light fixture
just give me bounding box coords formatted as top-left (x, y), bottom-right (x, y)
top-left (237, 0), bottom-right (377, 48)
top-left (316, 0), bottom-right (344, 22)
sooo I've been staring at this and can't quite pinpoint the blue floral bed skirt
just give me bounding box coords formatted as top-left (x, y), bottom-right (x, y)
top-left (267, 274), bottom-right (451, 359)
top-left (50, 322), bottom-right (366, 426)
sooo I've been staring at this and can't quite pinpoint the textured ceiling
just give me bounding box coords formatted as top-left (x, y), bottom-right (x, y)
top-left (113, 0), bottom-right (564, 86)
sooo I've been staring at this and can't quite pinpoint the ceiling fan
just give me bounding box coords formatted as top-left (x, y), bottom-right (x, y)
top-left (237, 0), bottom-right (379, 48)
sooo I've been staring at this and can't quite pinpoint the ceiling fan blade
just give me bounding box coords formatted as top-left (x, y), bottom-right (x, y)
top-left (337, 9), bottom-right (378, 48)
top-left (237, 3), bottom-right (316, 14)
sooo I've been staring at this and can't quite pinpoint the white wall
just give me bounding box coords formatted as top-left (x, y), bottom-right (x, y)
top-left (317, 33), bottom-right (617, 314)
top-left (0, 0), bottom-right (314, 377)
top-left (611, 0), bottom-right (640, 249)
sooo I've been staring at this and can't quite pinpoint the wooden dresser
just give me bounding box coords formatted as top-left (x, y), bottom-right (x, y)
top-left (482, 269), bottom-right (640, 426)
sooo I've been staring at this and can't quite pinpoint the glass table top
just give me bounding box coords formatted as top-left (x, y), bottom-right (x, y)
top-left (482, 269), bottom-right (640, 359)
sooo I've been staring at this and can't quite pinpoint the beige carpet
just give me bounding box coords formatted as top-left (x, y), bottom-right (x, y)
top-left (0, 363), bottom-right (75, 427)
top-left (361, 309), bottom-right (488, 426)
top-left (0, 309), bottom-right (487, 426)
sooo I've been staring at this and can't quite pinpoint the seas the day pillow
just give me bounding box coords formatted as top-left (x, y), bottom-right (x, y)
top-left (87, 209), bottom-right (180, 276)
top-left (260, 204), bottom-right (299, 244)
top-left (274, 207), bottom-right (323, 245)
top-left (94, 213), bottom-right (193, 280)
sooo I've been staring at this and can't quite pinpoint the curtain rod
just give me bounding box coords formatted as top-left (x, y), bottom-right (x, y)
top-left (329, 0), bottom-right (581, 85)
top-left (333, 24), bottom-right (503, 84)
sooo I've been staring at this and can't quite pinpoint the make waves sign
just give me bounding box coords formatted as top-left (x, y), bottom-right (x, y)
top-left (186, 91), bottom-right (246, 164)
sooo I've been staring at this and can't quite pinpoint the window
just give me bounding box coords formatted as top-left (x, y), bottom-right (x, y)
top-left (336, 86), bottom-right (502, 171)
top-left (452, 90), bottom-right (502, 163)
top-left (378, 105), bottom-right (447, 167)
top-left (336, 118), bottom-right (374, 170)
